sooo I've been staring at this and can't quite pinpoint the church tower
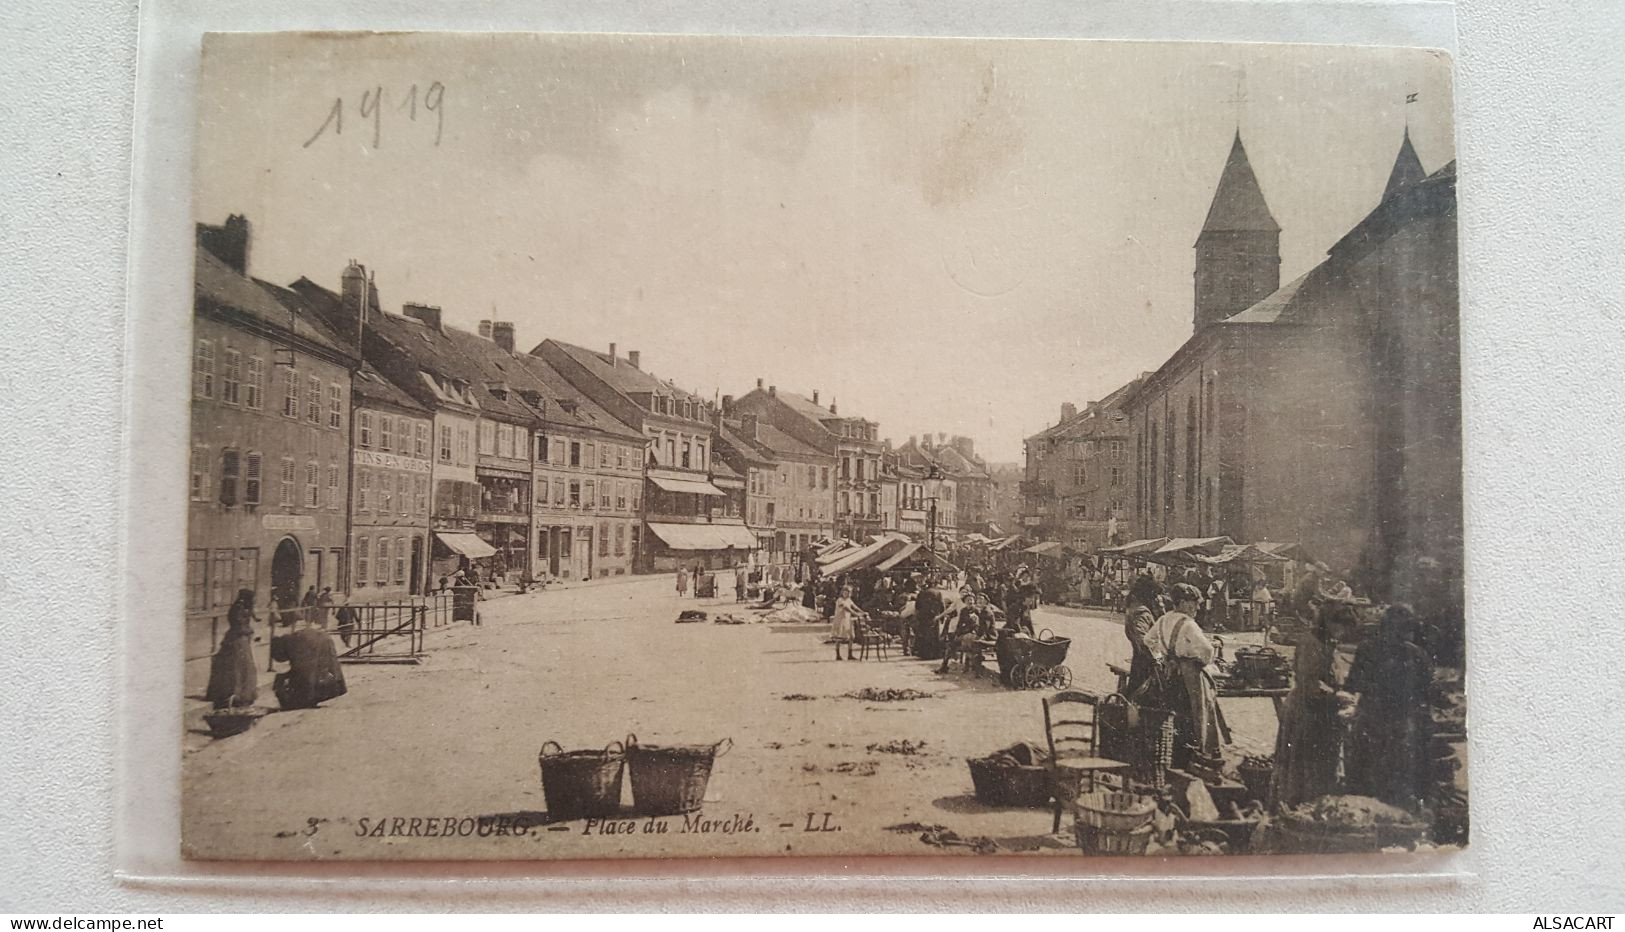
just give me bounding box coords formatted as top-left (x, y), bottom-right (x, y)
top-left (1193, 132), bottom-right (1281, 331)
top-left (1383, 127), bottom-right (1426, 200)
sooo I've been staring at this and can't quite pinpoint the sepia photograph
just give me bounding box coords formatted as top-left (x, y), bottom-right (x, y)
top-left (181, 32), bottom-right (1465, 861)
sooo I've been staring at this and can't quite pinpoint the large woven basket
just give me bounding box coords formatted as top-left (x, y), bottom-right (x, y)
top-left (626, 735), bottom-right (731, 816)
top-left (1273, 814), bottom-right (1380, 855)
top-left (1074, 791), bottom-right (1157, 832)
top-left (538, 740), bottom-right (626, 821)
top-left (967, 756), bottom-right (1053, 809)
top-left (1075, 821), bottom-right (1153, 857)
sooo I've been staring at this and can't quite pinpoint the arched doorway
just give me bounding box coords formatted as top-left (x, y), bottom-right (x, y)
top-left (271, 536), bottom-right (303, 619)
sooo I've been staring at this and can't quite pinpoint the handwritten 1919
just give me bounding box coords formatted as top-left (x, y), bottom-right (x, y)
top-left (303, 82), bottom-right (446, 149)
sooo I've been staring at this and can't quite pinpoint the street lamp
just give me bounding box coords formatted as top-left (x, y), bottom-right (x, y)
top-left (924, 463), bottom-right (943, 553)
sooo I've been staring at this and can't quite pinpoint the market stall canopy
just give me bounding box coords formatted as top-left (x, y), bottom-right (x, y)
top-left (816, 541), bottom-right (863, 565)
top-left (648, 475), bottom-right (726, 497)
top-left (873, 541), bottom-right (922, 571)
top-left (1199, 543), bottom-right (1292, 565)
top-left (1255, 541), bottom-right (1315, 564)
top-left (963, 533), bottom-right (990, 544)
top-left (434, 531), bottom-right (498, 559)
top-left (823, 537), bottom-right (914, 575)
top-left (647, 522), bottom-right (758, 551)
top-left (1099, 537), bottom-right (1171, 557)
top-left (993, 535), bottom-right (1028, 551)
top-left (1023, 541), bottom-right (1071, 558)
top-left (1148, 537), bottom-right (1235, 563)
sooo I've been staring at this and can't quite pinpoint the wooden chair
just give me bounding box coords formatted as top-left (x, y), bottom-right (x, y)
top-left (854, 620), bottom-right (890, 660)
top-left (1043, 690), bottom-right (1131, 834)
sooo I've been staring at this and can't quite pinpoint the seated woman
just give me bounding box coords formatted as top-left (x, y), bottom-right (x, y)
top-left (270, 618), bottom-right (348, 711)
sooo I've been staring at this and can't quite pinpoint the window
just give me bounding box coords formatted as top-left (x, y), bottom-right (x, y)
top-left (217, 449), bottom-right (240, 505)
top-left (357, 468), bottom-right (370, 511)
top-left (380, 471), bottom-right (393, 512)
top-left (615, 523), bottom-right (625, 556)
top-left (600, 444), bottom-right (612, 468)
top-left (616, 445), bottom-right (627, 469)
top-left (599, 522), bottom-right (609, 557)
top-left (616, 480), bottom-right (627, 511)
top-left (328, 383), bottom-right (343, 428)
top-left (380, 416), bottom-right (394, 452)
top-left (695, 441), bottom-right (705, 470)
top-left (415, 422), bottom-right (430, 458)
top-left (570, 442), bottom-right (582, 467)
top-left (306, 376), bottom-right (322, 423)
top-left (211, 549), bottom-right (234, 609)
top-left (569, 481), bottom-right (581, 508)
top-left (190, 446), bottom-right (211, 501)
top-left (1071, 502), bottom-right (1089, 519)
top-left (1110, 466), bottom-right (1123, 487)
top-left (305, 461), bottom-right (320, 507)
top-left (584, 442), bottom-right (595, 468)
top-left (583, 481), bottom-right (595, 510)
top-left (498, 424), bottom-right (515, 459)
top-left (186, 550), bottom-right (208, 611)
top-left (681, 441), bottom-right (691, 469)
top-left (281, 367), bottom-right (299, 417)
top-left (357, 411), bottom-right (373, 448)
top-left (600, 482), bottom-right (612, 509)
top-left (279, 457), bottom-right (296, 504)
top-left (439, 424), bottom-right (453, 462)
top-left (415, 474), bottom-right (428, 514)
top-left (630, 483), bottom-right (640, 512)
top-left (194, 340), bottom-right (216, 399)
top-left (375, 537), bottom-right (390, 585)
top-left (355, 538), bottom-right (370, 588)
top-left (479, 420), bottom-right (495, 455)
top-left (395, 537), bottom-right (407, 585)
top-left (399, 474), bottom-right (410, 515)
top-left (221, 349), bottom-right (241, 404)
top-left (1072, 463), bottom-right (1088, 486)
top-left (1110, 440), bottom-right (1126, 457)
top-left (457, 427), bottom-right (470, 465)
top-left (869, 492), bottom-right (879, 515)
top-left (665, 437), bottom-right (675, 465)
top-left (242, 454), bottom-right (261, 506)
top-left (553, 478), bottom-right (566, 506)
top-left (821, 467), bottom-right (830, 490)
top-left (536, 478), bottom-right (550, 507)
top-left (244, 356), bottom-right (263, 409)
top-left (325, 464), bottom-right (339, 509)
top-left (536, 434), bottom-right (549, 463)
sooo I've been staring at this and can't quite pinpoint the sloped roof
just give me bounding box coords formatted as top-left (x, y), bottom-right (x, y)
top-left (514, 353), bottom-right (643, 441)
top-left (353, 362), bottom-right (427, 414)
top-left (1221, 268), bottom-right (1320, 325)
top-left (1199, 132), bottom-right (1280, 235)
top-left (715, 423), bottom-right (775, 466)
top-left (547, 340), bottom-right (666, 397)
top-left (197, 248), bottom-right (352, 356)
top-left (1029, 375), bottom-right (1142, 443)
top-left (775, 390), bottom-right (844, 423)
top-left (754, 421), bottom-right (827, 460)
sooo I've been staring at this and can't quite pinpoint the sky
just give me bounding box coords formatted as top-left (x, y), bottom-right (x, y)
top-left (195, 33), bottom-right (1454, 463)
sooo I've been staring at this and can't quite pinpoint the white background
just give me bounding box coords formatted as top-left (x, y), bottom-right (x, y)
top-left (3, 0), bottom-right (1624, 913)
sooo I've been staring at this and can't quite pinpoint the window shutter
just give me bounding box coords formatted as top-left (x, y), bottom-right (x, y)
top-left (244, 452), bottom-right (262, 505)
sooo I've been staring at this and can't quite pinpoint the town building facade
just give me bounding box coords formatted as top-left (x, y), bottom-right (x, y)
top-left (731, 385), bottom-right (874, 542)
top-left (189, 220), bottom-right (357, 633)
top-left (1020, 386), bottom-right (1140, 551)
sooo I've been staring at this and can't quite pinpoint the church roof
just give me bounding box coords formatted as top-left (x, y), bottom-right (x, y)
top-left (1199, 132), bottom-right (1280, 235)
top-left (1383, 128), bottom-right (1427, 200)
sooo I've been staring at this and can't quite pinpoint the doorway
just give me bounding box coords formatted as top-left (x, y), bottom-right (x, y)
top-left (270, 536), bottom-right (303, 620)
top-left (410, 536), bottom-right (423, 595)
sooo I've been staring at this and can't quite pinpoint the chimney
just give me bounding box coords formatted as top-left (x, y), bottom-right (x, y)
top-left (756, 378), bottom-right (764, 390)
top-left (938, 432), bottom-right (947, 445)
top-left (812, 389), bottom-right (820, 405)
top-left (627, 350), bottom-right (641, 370)
top-left (741, 413), bottom-right (760, 440)
top-left (340, 261), bottom-right (366, 319)
top-left (479, 320), bottom-right (493, 339)
top-left (1061, 402), bottom-right (1078, 422)
top-left (196, 214), bottom-right (251, 274)
top-left (366, 273), bottom-right (380, 317)
top-left (952, 436), bottom-right (975, 459)
top-left (721, 394), bottom-right (734, 415)
top-left (829, 400), bottom-right (838, 415)
top-left (491, 321), bottom-right (516, 353)
top-left (769, 385), bottom-right (777, 396)
top-left (402, 303), bottom-right (443, 332)
top-left (608, 342), bottom-right (617, 365)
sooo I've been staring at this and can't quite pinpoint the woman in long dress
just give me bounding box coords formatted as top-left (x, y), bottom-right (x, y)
top-left (1343, 603), bottom-right (1433, 810)
top-left (1269, 601), bottom-right (1357, 809)
top-left (675, 567), bottom-right (689, 597)
top-left (1144, 583), bottom-right (1223, 769)
top-left (831, 585), bottom-right (864, 661)
top-left (270, 617), bottom-right (348, 710)
top-left (205, 589), bottom-right (260, 709)
top-left (1122, 574), bottom-right (1162, 695)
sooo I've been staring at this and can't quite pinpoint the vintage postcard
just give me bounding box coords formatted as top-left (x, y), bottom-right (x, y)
top-left (181, 32), bottom-right (1465, 860)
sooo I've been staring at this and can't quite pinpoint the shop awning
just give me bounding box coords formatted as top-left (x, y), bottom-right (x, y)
top-left (1198, 543), bottom-right (1292, 565)
top-left (1100, 537), bottom-right (1172, 557)
top-left (817, 542), bottom-right (863, 564)
top-left (649, 475), bottom-right (726, 497)
top-left (434, 531), bottom-right (497, 559)
top-left (874, 541), bottom-right (922, 571)
top-left (647, 522), bottom-right (758, 551)
top-left (1148, 537), bottom-right (1234, 563)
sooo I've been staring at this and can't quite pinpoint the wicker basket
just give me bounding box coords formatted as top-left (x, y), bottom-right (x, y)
top-left (1237, 758), bottom-right (1273, 802)
top-left (1273, 814), bottom-right (1380, 855)
top-left (626, 735), bottom-right (731, 816)
top-left (967, 756), bottom-right (1053, 809)
top-left (1075, 821), bottom-right (1153, 856)
top-left (203, 707), bottom-right (265, 738)
top-left (1074, 791), bottom-right (1157, 832)
top-left (538, 740), bottom-right (626, 821)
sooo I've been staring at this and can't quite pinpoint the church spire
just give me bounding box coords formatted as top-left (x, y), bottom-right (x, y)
top-left (1382, 127), bottom-right (1426, 200)
top-left (1192, 132), bottom-right (1282, 332)
top-left (1201, 132), bottom-right (1281, 235)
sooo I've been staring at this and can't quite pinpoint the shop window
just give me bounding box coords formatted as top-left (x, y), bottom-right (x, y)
top-left (210, 549), bottom-right (234, 609)
top-left (236, 548), bottom-right (258, 600)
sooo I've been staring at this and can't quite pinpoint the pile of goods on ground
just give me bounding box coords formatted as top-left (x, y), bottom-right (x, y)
top-left (844, 687), bottom-right (936, 702)
top-left (1271, 793), bottom-right (1429, 853)
top-left (674, 610), bottom-right (708, 624)
top-left (759, 604), bottom-right (823, 624)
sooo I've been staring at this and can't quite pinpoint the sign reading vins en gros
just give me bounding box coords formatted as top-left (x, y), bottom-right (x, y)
top-left (354, 449), bottom-right (433, 473)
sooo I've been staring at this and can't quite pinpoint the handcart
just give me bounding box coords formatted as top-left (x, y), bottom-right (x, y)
top-left (1000, 628), bottom-right (1073, 690)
